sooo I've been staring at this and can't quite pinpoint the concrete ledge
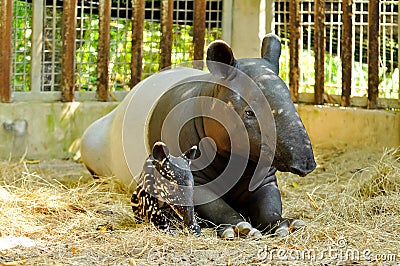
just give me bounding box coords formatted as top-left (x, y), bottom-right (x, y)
top-left (0, 102), bottom-right (399, 160)
top-left (298, 105), bottom-right (400, 150)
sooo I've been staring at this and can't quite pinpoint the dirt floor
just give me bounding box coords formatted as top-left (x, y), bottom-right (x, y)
top-left (0, 146), bottom-right (399, 265)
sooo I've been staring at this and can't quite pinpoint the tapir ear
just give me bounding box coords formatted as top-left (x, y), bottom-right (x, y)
top-left (183, 145), bottom-right (197, 161)
top-left (206, 40), bottom-right (237, 78)
top-left (261, 33), bottom-right (281, 75)
top-left (152, 141), bottom-right (169, 161)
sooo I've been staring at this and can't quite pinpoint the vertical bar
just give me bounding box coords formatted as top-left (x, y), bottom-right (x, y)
top-left (0, 0), bottom-right (12, 102)
top-left (160, 0), bottom-right (173, 70)
top-left (31, 0), bottom-right (44, 93)
top-left (367, 0), bottom-right (379, 109)
top-left (264, 0), bottom-right (274, 34)
top-left (97, 0), bottom-right (111, 101)
top-left (341, 0), bottom-right (352, 107)
top-left (193, 0), bottom-right (206, 69)
top-left (289, 0), bottom-right (300, 102)
top-left (259, 0), bottom-right (266, 38)
top-left (131, 0), bottom-right (145, 88)
top-left (307, 2), bottom-right (312, 85)
top-left (314, 0), bottom-right (325, 105)
top-left (222, 0), bottom-right (233, 43)
top-left (61, 0), bottom-right (77, 102)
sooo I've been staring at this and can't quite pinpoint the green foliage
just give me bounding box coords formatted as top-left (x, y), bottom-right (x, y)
top-left (172, 25), bottom-right (194, 66)
top-left (109, 19), bottom-right (133, 91)
top-left (12, 1), bottom-right (32, 92)
top-left (75, 16), bottom-right (99, 91)
top-left (142, 22), bottom-right (161, 78)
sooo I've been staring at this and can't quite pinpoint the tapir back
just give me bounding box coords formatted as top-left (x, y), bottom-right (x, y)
top-left (80, 67), bottom-right (205, 190)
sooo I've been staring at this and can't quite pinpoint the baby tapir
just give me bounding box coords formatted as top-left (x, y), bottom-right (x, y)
top-left (131, 142), bottom-right (201, 235)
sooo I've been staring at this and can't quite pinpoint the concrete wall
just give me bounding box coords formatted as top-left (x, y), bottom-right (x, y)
top-left (0, 102), bottom-right (399, 160)
top-left (298, 105), bottom-right (400, 149)
top-left (223, 0), bottom-right (274, 58)
top-left (0, 102), bottom-right (118, 160)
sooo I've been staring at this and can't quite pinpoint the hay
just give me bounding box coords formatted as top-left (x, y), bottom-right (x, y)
top-left (0, 148), bottom-right (399, 265)
top-left (355, 148), bottom-right (400, 198)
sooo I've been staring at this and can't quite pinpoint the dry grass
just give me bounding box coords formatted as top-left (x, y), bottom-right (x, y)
top-left (0, 147), bottom-right (399, 265)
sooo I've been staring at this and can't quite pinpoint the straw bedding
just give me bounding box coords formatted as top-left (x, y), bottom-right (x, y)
top-left (0, 147), bottom-right (399, 265)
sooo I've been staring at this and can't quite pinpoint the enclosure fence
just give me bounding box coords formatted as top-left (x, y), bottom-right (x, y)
top-left (275, 0), bottom-right (399, 109)
top-left (0, 0), bottom-right (222, 102)
top-left (0, 0), bottom-right (399, 109)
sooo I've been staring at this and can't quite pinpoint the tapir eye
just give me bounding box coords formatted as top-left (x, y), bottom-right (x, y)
top-left (245, 109), bottom-right (255, 117)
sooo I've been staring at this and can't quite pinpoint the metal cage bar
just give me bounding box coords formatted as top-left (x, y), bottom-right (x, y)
top-left (289, 0), bottom-right (300, 102)
top-left (314, 0), bottom-right (325, 104)
top-left (367, 0), bottom-right (379, 109)
top-left (341, 0), bottom-right (353, 106)
top-left (193, 0), bottom-right (206, 69)
top-left (0, 0), bottom-right (13, 102)
top-left (131, 0), bottom-right (145, 87)
top-left (31, 0), bottom-right (43, 93)
top-left (97, 0), bottom-right (111, 101)
top-left (61, 0), bottom-right (77, 102)
top-left (160, 0), bottom-right (173, 69)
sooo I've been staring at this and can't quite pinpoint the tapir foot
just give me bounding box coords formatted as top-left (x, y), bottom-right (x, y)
top-left (219, 222), bottom-right (262, 239)
top-left (274, 219), bottom-right (306, 237)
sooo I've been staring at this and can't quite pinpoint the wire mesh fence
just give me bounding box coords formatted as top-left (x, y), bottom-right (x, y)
top-left (42, 1), bottom-right (63, 91)
top-left (380, 0), bottom-right (398, 98)
top-left (74, 1), bottom-right (100, 91)
top-left (12, 0), bottom-right (32, 92)
top-left (143, 1), bottom-right (161, 77)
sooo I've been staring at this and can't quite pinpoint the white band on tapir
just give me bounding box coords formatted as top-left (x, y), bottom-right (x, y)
top-left (122, 67), bottom-right (205, 189)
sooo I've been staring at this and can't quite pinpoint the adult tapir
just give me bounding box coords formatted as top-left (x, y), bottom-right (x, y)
top-left (80, 33), bottom-right (316, 238)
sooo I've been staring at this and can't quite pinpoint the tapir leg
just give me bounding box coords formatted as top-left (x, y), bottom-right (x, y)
top-left (194, 186), bottom-right (255, 237)
top-left (194, 186), bottom-right (244, 226)
top-left (242, 176), bottom-right (288, 234)
top-left (246, 181), bottom-right (306, 237)
top-left (242, 175), bottom-right (306, 236)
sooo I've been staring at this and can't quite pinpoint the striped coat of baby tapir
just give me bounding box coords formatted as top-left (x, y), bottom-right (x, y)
top-left (131, 142), bottom-right (201, 234)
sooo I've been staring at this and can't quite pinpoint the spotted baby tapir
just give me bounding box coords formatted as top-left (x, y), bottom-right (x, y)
top-left (131, 142), bottom-right (201, 234)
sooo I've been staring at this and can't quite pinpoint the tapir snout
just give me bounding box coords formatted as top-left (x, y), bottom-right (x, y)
top-left (172, 204), bottom-right (201, 234)
top-left (288, 151), bottom-right (317, 177)
top-left (271, 116), bottom-right (317, 176)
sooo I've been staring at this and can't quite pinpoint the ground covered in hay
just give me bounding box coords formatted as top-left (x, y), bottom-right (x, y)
top-left (0, 147), bottom-right (399, 265)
